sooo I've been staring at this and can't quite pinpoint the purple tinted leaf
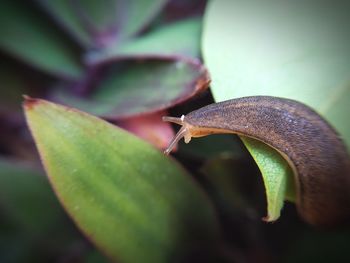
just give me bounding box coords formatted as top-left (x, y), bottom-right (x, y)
top-left (86, 17), bottom-right (202, 64)
top-left (53, 59), bottom-right (210, 119)
top-left (163, 0), bottom-right (207, 22)
top-left (0, 1), bottom-right (83, 79)
top-left (38, 0), bottom-right (168, 48)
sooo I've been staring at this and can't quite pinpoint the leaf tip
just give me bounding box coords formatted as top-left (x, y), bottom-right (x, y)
top-left (262, 214), bottom-right (278, 223)
top-left (23, 95), bottom-right (41, 111)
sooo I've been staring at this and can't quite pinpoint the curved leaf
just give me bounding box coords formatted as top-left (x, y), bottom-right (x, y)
top-left (0, 158), bottom-right (81, 262)
top-left (0, 1), bottom-right (83, 79)
top-left (241, 137), bottom-right (295, 221)
top-left (0, 159), bottom-right (64, 233)
top-left (24, 98), bottom-right (220, 263)
top-left (87, 17), bottom-right (202, 64)
top-left (0, 60), bottom-right (30, 113)
top-left (54, 59), bottom-right (210, 119)
top-left (202, 0), bottom-right (350, 221)
top-left (38, 0), bottom-right (168, 48)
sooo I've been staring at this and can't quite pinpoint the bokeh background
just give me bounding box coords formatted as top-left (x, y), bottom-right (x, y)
top-left (1, 0), bottom-right (350, 262)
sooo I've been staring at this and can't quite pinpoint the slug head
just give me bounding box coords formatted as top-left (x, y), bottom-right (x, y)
top-left (162, 115), bottom-right (193, 155)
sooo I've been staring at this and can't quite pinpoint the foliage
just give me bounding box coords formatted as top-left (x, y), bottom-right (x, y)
top-left (1, 0), bottom-right (350, 262)
top-left (203, 0), bottom-right (350, 221)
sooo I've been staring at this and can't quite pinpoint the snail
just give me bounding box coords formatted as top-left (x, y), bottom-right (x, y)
top-left (163, 96), bottom-right (350, 226)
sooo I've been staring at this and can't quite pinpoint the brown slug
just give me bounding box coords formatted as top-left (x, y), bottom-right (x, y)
top-left (163, 96), bottom-right (350, 226)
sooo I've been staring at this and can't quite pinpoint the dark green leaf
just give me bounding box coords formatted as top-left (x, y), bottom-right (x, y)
top-left (54, 59), bottom-right (210, 118)
top-left (0, 159), bottom-right (65, 233)
top-left (0, 62), bottom-right (28, 113)
top-left (38, 0), bottom-right (168, 47)
top-left (286, 228), bottom-right (350, 263)
top-left (87, 17), bottom-right (202, 63)
top-left (0, 1), bottom-right (83, 78)
top-left (178, 134), bottom-right (245, 160)
top-left (0, 158), bottom-right (87, 263)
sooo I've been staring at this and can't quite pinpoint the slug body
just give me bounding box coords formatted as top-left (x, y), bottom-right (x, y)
top-left (163, 96), bottom-right (350, 226)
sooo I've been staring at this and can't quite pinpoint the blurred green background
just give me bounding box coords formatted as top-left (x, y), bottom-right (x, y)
top-left (1, 0), bottom-right (350, 262)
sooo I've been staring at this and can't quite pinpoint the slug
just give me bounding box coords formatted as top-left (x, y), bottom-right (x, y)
top-left (163, 96), bottom-right (350, 226)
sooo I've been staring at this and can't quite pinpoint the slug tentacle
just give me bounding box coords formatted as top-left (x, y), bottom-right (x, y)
top-left (163, 114), bottom-right (194, 155)
top-left (162, 115), bottom-right (185, 126)
top-left (163, 126), bottom-right (188, 155)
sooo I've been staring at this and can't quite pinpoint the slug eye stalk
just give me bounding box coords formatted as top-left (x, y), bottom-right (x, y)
top-left (162, 116), bottom-right (184, 126)
top-left (162, 115), bottom-right (192, 155)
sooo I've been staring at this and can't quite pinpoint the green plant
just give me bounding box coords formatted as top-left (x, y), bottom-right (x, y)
top-left (1, 0), bottom-right (350, 262)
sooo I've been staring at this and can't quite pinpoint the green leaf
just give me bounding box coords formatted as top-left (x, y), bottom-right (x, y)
top-left (0, 159), bottom-right (65, 233)
top-left (24, 98), bottom-right (220, 263)
top-left (87, 17), bottom-right (202, 63)
top-left (84, 250), bottom-right (109, 263)
top-left (202, 0), bottom-right (350, 221)
top-left (0, 1), bottom-right (83, 79)
top-left (38, 0), bottom-right (168, 47)
top-left (241, 138), bottom-right (295, 221)
top-left (54, 59), bottom-right (209, 118)
top-left (0, 158), bottom-right (81, 262)
top-left (0, 60), bottom-right (29, 113)
top-left (200, 155), bottom-right (260, 217)
top-left (178, 134), bottom-right (245, 160)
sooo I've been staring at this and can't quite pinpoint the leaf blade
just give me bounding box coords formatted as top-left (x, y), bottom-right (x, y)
top-left (0, 1), bottom-right (83, 78)
top-left (38, 0), bottom-right (168, 47)
top-left (54, 59), bottom-right (210, 119)
top-left (87, 17), bottom-right (202, 63)
top-left (241, 137), bottom-right (295, 221)
top-left (24, 98), bottom-right (220, 263)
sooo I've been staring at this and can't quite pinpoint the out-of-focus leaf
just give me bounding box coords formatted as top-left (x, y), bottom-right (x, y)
top-left (178, 134), bottom-right (245, 160)
top-left (162, 0), bottom-right (207, 22)
top-left (0, 0), bottom-right (83, 79)
top-left (54, 59), bottom-right (210, 119)
top-left (38, 0), bottom-right (168, 48)
top-left (87, 18), bottom-right (202, 64)
top-left (199, 154), bottom-right (270, 254)
top-left (0, 56), bottom-right (50, 114)
top-left (117, 111), bottom-right (176, 150)
top-left (84, 250), bottom-right (109, 263)
top-left (0, 159), bottom-right (88, 263)
top-left (286, 228), bottom-right (350, 263)
top-left (0, 63), bottom-right (28, 113)
top-left (203, 0), bottom-right (350, 221)
top-left (0, 159), bottom-right (65, 233)
top-left (0, 233), bottom-right (39, 263)
top-left (24, 98), bottom-right (220, 263)
top-left (201, 155), bottom-right (259, 216)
